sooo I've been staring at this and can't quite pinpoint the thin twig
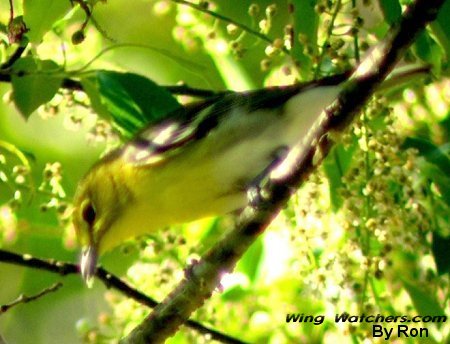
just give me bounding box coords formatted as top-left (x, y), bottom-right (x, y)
top-left (0, 44), bottom-right (28, 70)
top-left (314, 0), bottom-right (342, 77)
top-left (71, 0), bottom-right (116, 42)
top-left (0, 249), bottom-right (247, 344)
top-left (8, 0), bottom-right (13, 22)
top-left (72, 0), bottom-right (92, 31)
top-left (351, 0), bottom-right (360, 63)
top-left (0, 282), bottom-right (63, 314)
top-left (171, 0), bottom-right (290, 55)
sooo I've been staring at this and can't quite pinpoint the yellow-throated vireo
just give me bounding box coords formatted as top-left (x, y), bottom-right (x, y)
top-left (72, 69), bottom-right (419, 285)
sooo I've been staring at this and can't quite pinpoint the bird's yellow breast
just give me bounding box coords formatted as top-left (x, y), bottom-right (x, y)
top-left (80, 83), bottom-right (342, 254)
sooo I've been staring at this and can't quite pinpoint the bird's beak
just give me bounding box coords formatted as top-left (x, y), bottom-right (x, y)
top-left (80, 245), bottom-right (98, 288)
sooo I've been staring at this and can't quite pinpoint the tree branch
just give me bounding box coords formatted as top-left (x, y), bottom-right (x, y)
top-left (0, 72), bottom-right (224, 98)
top-left (0, 43), bottom-right (28, 70)
top-left (120, 0), bottom-right (447, 343)
top-left (0, 249), bottom-right (247, 344)
top-left (0, 282), bottom-right (62, 314)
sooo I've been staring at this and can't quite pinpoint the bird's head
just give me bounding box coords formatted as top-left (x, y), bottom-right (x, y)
top-left (72, 159), bottom-right (133, 286)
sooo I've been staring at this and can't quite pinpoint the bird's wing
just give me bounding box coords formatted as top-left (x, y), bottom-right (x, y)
top-left (120, 72), bottom-right (349, 168)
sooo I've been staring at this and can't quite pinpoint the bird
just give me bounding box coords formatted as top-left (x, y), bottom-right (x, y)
top-left (72, 67), bottom-right (421, 285)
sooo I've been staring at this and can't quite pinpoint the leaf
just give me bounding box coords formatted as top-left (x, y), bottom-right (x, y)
top-left (81, 71), bottom-right (182, 138)
top-left (378, 0), bottom-right (402, 24)
top-left (403, 137), bottom-right (450, 205)
top-left (290, 0), bottom-right (318, 77)
top-left (402, 279), bottom-right (446, 323)
top-left (197, 218), bottom-right (223, 254)
top-left (403, 137), bottom-right (450, 175)
top-left (236, 236), bottom-right (264, 283)
top-left (421, 162), bottom-right (450, 206)
top-left (432, 232), bottom-right (450, 275)
top-left (440, 115), bottom-right (450, 137)
top-left (413, 32), bottom-right (442, 75)
top-left (221, 286), bottom-right (248, 301)
top-left (80, 77), bottom-right (112, 121)
top-left (11, 57), bottom-right (63, 119)
top-left (431, 0), bottom-right (450, 60)
top-left (323, 140), bottom-right (358, 211)
top-left (23, 0), bottom-right (71, 43)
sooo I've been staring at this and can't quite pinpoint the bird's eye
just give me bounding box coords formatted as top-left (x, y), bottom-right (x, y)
top-left (82, 202), bottom-right (96, 226)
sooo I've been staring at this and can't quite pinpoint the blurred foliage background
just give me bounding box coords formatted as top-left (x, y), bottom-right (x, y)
top-left (0, 0), bottom-right (449, 343)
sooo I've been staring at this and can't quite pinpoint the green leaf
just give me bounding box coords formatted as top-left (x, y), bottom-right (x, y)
top-left (403, 137), bottom-right (450, 205)
top-left (81, 71), bottom-right (182, 138)
top-left (402, 279), bottom-right (446, 323)
top-left (198, 218), bottom-right (224, 254)
top-left (290, 0), bottom-right (318, 77)
top-left (323, 140), bottom-right (358, 211)
top-left (431, 0), bottom-right (450, 60)
top-left (440, 115), bottom-right (450, 137)
top-left (432, 232), bottom-right (450, 275)
top-left (23, 0), bottom-right (71, 43)
top-left (378, 0), bottom-right (402, 24)
top-left (421, 162), bottom-right (450, 206)
top-left (236, 236), bottom-right (264, 283)
top-left (221, 286), bottom-right (248, 301)
top-left (80, 77), bottom-right (112, 121)
top-left (11, 57), bottom-right (63, 119)
top-left (413, 32), bottom-right (442, 75)
top-left (403, 137), bottom-right (450, 175)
